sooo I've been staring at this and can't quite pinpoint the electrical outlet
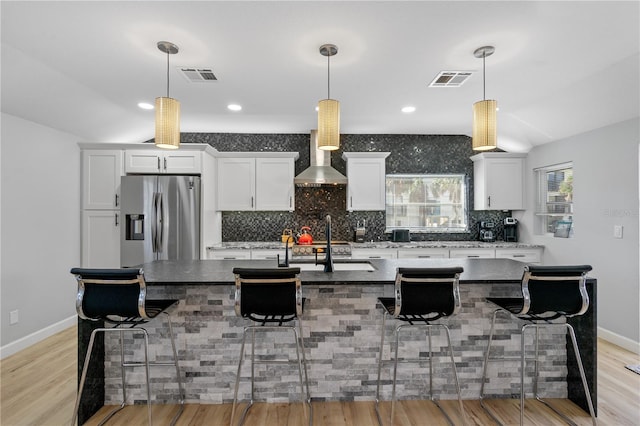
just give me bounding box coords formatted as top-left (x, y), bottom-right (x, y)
top-left (10, 310), bottom-right (19, 325)
top-left (613, 225), bottom-right (623, 239)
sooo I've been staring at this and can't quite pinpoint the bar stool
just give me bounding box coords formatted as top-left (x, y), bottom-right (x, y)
top-left (480, 265), bottom-right (597, 426)
top-left (70, 268), bottom-right (184, 426)
top-left (375, 267), bottom-right (466, 426)
top-left (230, 267), bottom-right (312, 426)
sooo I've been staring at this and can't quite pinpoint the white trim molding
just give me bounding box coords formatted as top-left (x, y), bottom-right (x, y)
top-left (0, 316), bottom-right (76, 359)
top-left (598, 326), bottom-right (640, 355)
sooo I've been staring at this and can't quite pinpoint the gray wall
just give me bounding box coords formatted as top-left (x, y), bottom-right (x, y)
top-left (0, 113), bottom-right (80, 351)
top-left (516, 118), bottom-right (639, 349)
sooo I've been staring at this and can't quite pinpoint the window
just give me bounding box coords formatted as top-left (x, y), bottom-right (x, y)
top-left (535, 162), bottom-right (573, 236)
top-left (385, 174), bottom-right (468, 232)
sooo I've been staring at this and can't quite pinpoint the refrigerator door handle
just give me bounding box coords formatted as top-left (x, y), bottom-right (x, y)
top-left (152, 192), bottom-right (162, 253)
top-left (157, 192), bottom-right (165, 253)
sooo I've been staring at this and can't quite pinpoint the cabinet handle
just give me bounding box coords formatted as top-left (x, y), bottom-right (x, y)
top-left (251, 196), bottom-right (254, 208)
top-left (164, 157), bottom-right (167, 170)
top-left (513, 254), bottom-right (525, 258)
top-left (157, 157), bottom-right (161, 171)
top-left (468, 255), bottom-right (480, 258)
top-left (115, 213), bottom-right (119, 227)
top-left (488, 196), bottom-right (491, 207)
top-left (417, 255), bottom-right (431, 258)
top-left (115, 194), bottom-right (119, 207)
top-left (223, 257), bottom-right (237, 260)
top-left (290, 196), bottom-right (292, 208)
top-left (369, 256), bottom-right (381, 259)
top-left (350, 196), bottom-right (353, 208)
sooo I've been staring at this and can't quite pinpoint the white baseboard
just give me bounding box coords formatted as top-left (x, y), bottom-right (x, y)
top-left (598, 326), bottom-right (640, 354)
top-left (0, 315), bottom-right (76, 360)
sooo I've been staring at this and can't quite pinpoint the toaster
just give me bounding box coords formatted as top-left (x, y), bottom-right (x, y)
top-left (391, 229), bottom-right (411, 242)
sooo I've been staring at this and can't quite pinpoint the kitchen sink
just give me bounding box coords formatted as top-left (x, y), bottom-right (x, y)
top-left (288, 261), bottom-right (376, 272)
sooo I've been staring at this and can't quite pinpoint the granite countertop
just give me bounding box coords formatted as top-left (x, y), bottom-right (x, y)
top-left (207, 241), bottom-right (543, 250)
top-left (142, 258), bottom-right (530, 285)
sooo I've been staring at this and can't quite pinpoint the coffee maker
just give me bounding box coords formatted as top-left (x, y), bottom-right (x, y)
top-left (503, 217), bottom-right (518, 242)
top-left (478, 221), bottom-right (496, 242)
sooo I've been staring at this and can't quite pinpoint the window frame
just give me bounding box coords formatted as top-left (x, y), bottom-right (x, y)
top-left (385, 173), bottom-right (469, 233)
top-left (534, 162), bottom-right (574, 237)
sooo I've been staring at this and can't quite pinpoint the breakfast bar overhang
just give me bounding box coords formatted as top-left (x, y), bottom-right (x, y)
top-left (76, 258), bottom-right (596, 424)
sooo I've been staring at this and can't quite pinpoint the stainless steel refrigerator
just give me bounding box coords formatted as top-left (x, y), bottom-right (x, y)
top-left (120, 175), bottom-right (200, 267)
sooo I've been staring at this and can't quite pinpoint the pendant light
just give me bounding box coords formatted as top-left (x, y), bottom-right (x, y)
top-left (155, 41), bottom-right (180, 150)
top-left (472, 46), bottom-right (497, 151)
top-left (317, 44), bottom-right (340, 151)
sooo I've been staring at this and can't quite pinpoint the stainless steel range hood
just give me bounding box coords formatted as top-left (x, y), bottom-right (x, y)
top-left (294, 130), bottom-right (347, 187)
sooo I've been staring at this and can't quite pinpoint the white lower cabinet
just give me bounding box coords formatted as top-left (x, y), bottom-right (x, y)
top-left (251, 249), bottom-right (287, 261)
top-left (449, 248), bottom-right (495, 259)
top-left (82, 210), bottom-right (121, 268)
top-left (495, 248), bottom-right (543, 264)
top-left (397, 248), bottom-right (449, 259)
top-left (207, 250), bottom-right (252, 260)
top-left (351, 248), bottom-right (398, 259)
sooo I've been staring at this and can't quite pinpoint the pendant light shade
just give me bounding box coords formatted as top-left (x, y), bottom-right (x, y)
top-left (317, 44), bottom-right (340, 151)
top-left (155, 41), bottom-right (180, 150)
top-left (317, 98), bottom-right (340, 150)
top-left (472, 46), bottom-right (497, 151)
top-left (155, 96), bottom-right (180, 149)
top-left (472, 99), bottom-right (497, 151)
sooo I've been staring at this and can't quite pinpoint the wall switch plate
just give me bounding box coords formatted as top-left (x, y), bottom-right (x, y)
top-left (613, 225), bottom-right (623, 239)
top-left (10, 310), bottom-right (19, 325)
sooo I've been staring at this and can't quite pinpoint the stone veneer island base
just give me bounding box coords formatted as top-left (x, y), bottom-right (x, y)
top-left (76, 258), bottom-right (596, 424)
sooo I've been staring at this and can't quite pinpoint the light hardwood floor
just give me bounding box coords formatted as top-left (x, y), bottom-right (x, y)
top-left (1, 326), bottom-right (638, 425)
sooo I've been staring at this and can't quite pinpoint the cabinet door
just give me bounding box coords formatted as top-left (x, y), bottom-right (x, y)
top-left (164, 151), bottom-right (202, 174)
top-left (251, 249), bottom-right (287, 260)
top-left (472, 154), bottom-right (525, 210)
top-left (495, 248), bottom-right (542, 264)
top-left (255, 157), bottom-right (295, 211)
top-left (217, 158), bottom-right (256, 210)
top-left (351, 248), bottom-right (397, 259)
top-left (346, 158), bottom-right (386, 211)
top-left (397, 248), bottom-right (449, 259)
top-left (449, 248), bottom-right (495, 259)
top-left (207, 249), bottom-right (252, 260)
top-left (125, 150), bottom-right (162, 173)
top-left (82, 150), bottom-right (123, 210)
top-left (82, 210), bottom-right (121, 268)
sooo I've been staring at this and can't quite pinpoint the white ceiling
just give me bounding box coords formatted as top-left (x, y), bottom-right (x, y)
top-left (1, 1), bottom-right (638, 152)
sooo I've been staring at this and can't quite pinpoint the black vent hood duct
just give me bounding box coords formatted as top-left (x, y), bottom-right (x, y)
top-left (294, 130), bottom-right (347, 187)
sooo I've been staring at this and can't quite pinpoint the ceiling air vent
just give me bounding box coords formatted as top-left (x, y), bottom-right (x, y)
top-left (179, 67), bottom-right (218, 83)
top-left (428, 71), bottom-right (473, 88)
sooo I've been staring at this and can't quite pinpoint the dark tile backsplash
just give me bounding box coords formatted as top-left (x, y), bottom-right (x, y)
top-left (176, 133), bottom-right (510, 242)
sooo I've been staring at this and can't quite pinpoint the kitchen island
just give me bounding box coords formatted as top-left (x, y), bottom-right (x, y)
top-left (76, 258), bottom-right (596, 424)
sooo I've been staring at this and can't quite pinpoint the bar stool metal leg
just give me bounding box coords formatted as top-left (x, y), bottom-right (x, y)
top-left (375, 317), bottom-right (466, 426)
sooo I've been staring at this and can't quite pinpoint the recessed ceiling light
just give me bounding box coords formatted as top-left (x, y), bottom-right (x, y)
top-left (138, 102), bottom-right (154, 110)
top-left (227, 104), bottom-right (242, 111)
top-left (401, 106), bottom-right (416, 113)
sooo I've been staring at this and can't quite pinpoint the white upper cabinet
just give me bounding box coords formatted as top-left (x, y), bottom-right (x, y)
top-left (217, 153), bottom-right (298, 211)
top-left (125, 150), bottom-right (202, 174)
top-left (342, 152), bottom-right (390, 211)
top-left (255, 157), bottom-right (295, 211)
top-left (217, 157), bottom-right (256, 210)
top-left (82, 150), bottom-right (124, 210)
top-left (471, 152), bottom-right (526, 210)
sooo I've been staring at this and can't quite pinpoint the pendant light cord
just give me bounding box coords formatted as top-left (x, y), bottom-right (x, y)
top-left (166, 51), bottom-right (170, 98)
top-left (327, 53), bottom-right (331, 100)
top-left (482, 51), bottom-right (486, 101)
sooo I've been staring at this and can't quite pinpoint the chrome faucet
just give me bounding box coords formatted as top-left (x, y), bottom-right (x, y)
top-left (315, 215), bottom-right (334, 272)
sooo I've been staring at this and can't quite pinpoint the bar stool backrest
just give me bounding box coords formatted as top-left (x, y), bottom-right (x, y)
top-left (395, 267), bottom-right (463, 318)
top-left (521, 265), bottom-right (592, 317)
top-left (232, 267), bottom-right (302, 318)
top-left (70, 268), bottom-right (147, 320)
